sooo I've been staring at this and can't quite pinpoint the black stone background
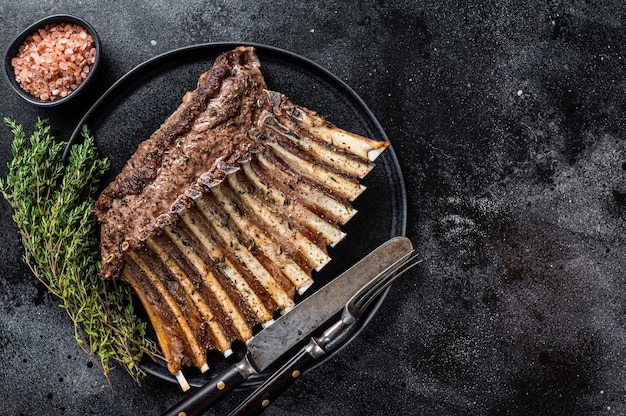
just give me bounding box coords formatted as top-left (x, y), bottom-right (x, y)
top-left (1, 1), bottom-right (625, 415)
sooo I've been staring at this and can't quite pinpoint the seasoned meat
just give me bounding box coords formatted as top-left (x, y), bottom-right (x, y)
top-left (94, 46), bottom-right (266, 280)
top-left (93, 46), bottom-right (389, 382)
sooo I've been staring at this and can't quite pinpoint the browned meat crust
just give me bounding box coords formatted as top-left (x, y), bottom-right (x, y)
top-left (94, 46), bottom-right (265, 280)
top-left (93, 46), bottom-right (389, 376)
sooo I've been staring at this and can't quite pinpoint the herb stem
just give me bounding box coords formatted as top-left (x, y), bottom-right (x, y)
top-left (1, 118), bottom-right (161, 387)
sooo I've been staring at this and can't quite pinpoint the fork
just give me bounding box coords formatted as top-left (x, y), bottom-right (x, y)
top-left (226, 253), bottom-right (423, 416)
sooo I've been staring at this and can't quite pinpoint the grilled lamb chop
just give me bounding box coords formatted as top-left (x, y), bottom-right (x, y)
top-left (93, 46), bottom-right (388, 384)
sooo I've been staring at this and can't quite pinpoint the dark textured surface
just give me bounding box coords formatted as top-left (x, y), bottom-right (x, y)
top-left (1, 1), bottom-right (625, 415)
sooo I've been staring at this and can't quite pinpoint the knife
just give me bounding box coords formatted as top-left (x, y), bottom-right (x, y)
top-left (226, 254), bottom-right (421, 416)
top-left (161, 236), bottom-right (414, 416)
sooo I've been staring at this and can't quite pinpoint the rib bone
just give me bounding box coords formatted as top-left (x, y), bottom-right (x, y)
top-left (93, 46), bottom-right (389, 377)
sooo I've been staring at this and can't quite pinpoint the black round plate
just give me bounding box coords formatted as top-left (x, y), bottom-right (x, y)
top-left (66, 42), bottom-right (407, 389)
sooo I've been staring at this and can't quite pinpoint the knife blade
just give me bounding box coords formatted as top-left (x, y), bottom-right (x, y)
top-left (225, 254), bottom-right (422, 415)
top-left (161, 236), bottom-right (414, 416)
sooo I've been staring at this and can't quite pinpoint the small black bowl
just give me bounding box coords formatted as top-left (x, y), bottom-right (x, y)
top-left (3, 14), bottom-right (101, 107)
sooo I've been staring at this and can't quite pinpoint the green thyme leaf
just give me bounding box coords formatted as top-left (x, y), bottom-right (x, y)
top-left (0, 118), bottom-right (160, 387)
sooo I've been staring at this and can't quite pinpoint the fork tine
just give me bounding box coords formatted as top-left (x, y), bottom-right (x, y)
top-left (354, 254), bottom-right (421, 312)
top-left (349, 251), bottom-right (414, 305)
top-left (362, 254), bottom-right (421, 304)
top-left (352, 254), bottom-right (422, 314)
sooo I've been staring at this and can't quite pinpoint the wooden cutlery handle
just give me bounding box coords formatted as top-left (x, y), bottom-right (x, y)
top-left (228, 344), bottom-right (322, 416)
top-left (161, 363), bottom-right (246, 416)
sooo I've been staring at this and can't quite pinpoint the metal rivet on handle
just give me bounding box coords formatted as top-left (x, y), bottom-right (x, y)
top-left (217, 381), bottom-right (226, 390)
top-left (291, 370), bottom-right (301, 378)
top-left (262, 399), bottom-right (271, 407)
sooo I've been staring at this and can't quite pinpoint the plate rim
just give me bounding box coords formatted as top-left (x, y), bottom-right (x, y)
top-left (64, 41), bottom-right (408, 388)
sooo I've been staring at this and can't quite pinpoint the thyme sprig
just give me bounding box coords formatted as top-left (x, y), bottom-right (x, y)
top-left (0, 117), bottom-right (160, 387)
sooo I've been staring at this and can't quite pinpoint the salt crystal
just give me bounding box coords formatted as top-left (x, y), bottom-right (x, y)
top-left (11, 22), bottom-right (96, 101)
